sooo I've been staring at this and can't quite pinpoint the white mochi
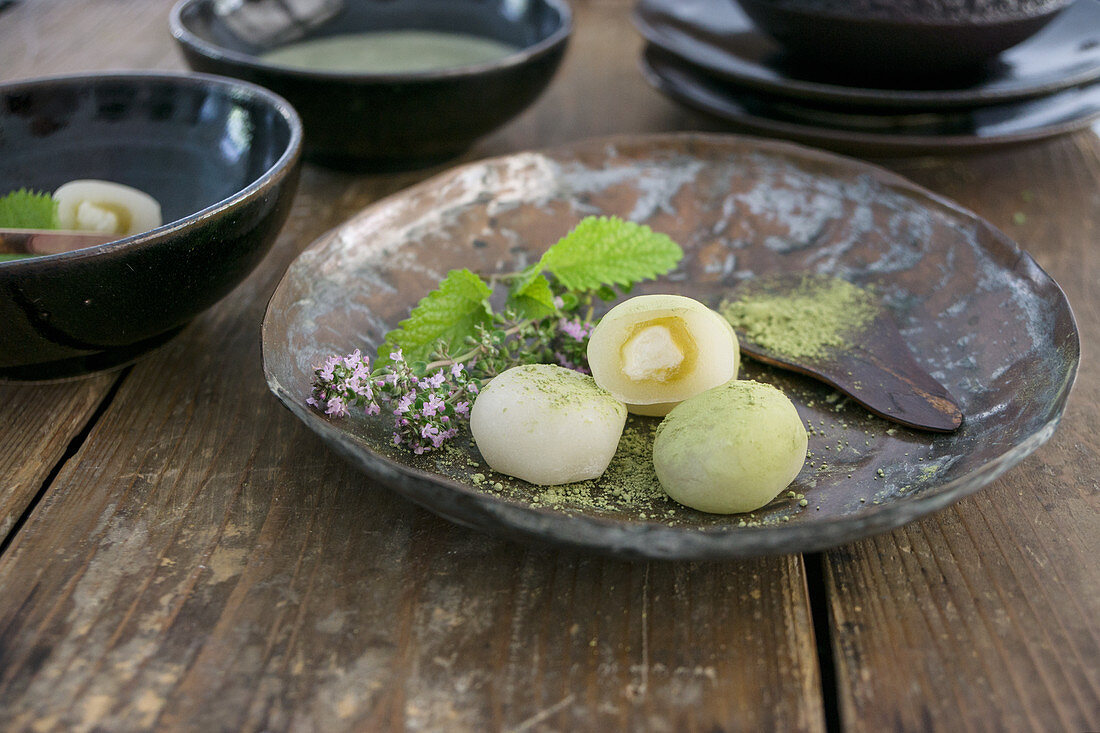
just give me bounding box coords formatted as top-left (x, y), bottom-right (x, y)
top-left (470, 364), bottom-right (627, 485)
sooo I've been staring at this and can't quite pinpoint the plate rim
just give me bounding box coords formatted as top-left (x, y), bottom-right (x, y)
top-left (261, 132), bottom-right (1080, 558)
top-left (640, 46), bottom-right (1100, 155)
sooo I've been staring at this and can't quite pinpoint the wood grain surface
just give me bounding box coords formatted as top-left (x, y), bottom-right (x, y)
top-left (824, 135), bottom-right (1100, 732)
top-left (0, 0), bottom-right (1096, 731)
top-left (0, 375), bottom-right (118, 544)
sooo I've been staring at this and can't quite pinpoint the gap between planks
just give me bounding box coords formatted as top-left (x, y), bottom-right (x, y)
top-left (0, 367), bottom-right (131, 559)
top-left (805, 552), bottom-right (843, 733)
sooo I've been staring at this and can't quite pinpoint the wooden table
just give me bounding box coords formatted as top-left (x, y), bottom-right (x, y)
top-left (1, 2), bottom-right (1096, 730)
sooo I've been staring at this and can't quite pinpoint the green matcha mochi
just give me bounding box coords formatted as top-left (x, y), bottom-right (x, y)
top-left (653, 380), bottom-right (807, 514)
top-left (470, 364), bottom-right (627, 486)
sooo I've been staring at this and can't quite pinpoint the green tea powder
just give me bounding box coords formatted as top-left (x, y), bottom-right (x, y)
top-left (721, 275), bottom-right (879, 359)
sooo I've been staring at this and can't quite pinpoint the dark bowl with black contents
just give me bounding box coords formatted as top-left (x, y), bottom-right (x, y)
top-left (170, 0), bottom-right (572, 168)
top-left (735, 0), bottom-right (1073, 79)
top-left (0, 72), bottom-right (302, 381)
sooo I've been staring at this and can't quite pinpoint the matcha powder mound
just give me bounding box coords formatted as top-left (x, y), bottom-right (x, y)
top-left (720, 275), bottom-right (880, 360)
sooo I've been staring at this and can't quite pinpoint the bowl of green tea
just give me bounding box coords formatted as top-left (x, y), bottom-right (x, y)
top-left (170, 0), bottom-right (571, 168)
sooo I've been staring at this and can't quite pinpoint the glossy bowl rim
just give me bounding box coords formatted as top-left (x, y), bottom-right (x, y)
top-left (0, 69), bottom-right (304, 272)
top-left (169, 0), bottom-right (573, 83)
top-left (734, 0), bottom-right (1073, 27)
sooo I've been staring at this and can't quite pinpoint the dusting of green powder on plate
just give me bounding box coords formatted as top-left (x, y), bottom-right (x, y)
top-left (720, 274), bottom-right (879, 359)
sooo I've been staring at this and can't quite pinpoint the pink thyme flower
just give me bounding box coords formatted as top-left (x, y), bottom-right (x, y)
top-left (325, 396), bottom-right (349, 417)
top-left (454, 401), bottom-right (470, 417)
top-left (555, 351), bottom-right (575, 369)
top-left (450, 362), bottom-right (465, 379)
top-left (389, 348), bottom-right (404, 363)
top-left (354, 378), bottom-right (374, 399)
top-left (394, 393), bottom-right (414, 414)
top-left (559, 317), bottom-right (589, 342)
top-left (318, 354), bottom-right (340, 382)
top-left (422, 393), bottom-right (445, 417)
top-left (365, 402), bottom-right (381, 416)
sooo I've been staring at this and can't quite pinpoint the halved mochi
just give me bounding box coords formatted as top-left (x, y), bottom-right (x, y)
top-left (587, 294), bottom-right (739, 416)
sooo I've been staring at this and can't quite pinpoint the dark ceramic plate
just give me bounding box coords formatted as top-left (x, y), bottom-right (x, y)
top-left (262, 134), bottom-right (1078, 559)
top-left (634, 0), bottom-right (1100, 110)
top-left (642, 46), bottom-right (1100, 157)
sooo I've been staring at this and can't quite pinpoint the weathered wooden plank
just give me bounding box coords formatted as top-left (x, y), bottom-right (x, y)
top-left (0, 2), bottom-right (826, 730)
top-left (0, 171), bottom-right (826, 732)
top-left (0, 0), bottom-right (194, 550)
top-left (824, 136), bottom-right (1100, 731)
top-left (0, 376), bottom-right (118, 544)
top-left (0, 0), bottom-right (181, 77)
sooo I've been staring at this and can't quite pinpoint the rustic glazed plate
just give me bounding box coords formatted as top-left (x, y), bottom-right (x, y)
top-left (633, 0), bottom-right (1100, 110)
top-left (641, 46), bottom-right (1100, 157)
top-left (262, 134), bottom-right (1078, 559)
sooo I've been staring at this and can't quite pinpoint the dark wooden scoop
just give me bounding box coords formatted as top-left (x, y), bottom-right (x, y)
top-left (0, 228), bottom-right (118, 258)
top-left (728, 277), bottom-right (964, 433)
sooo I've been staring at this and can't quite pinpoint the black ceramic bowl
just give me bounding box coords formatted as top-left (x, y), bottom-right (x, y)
top-left (735, 0), bottom-right (1073, 78)
top-left (0, 72), bottom-right (302, 381)
top-left (170, 0), bottom-right (571, 168)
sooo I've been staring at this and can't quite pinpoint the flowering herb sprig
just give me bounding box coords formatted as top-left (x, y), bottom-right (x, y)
top-left (308, 348), bottom-right (479, 455)
top-left (308, 216), bottom-right (683, 455)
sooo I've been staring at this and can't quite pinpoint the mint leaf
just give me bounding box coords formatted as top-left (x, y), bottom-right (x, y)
top-left (380, 268), bottom-right (492, 365)
top-left (507, 268), bottom-right (557, 320)
top-left (0, 189), bottom-right (58, 229)
top-left (538, 216), bottom-right (682, 292)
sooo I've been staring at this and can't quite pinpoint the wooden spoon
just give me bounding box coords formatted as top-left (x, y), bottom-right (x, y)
top-left (725, 275), bottom-right (964, 433)
top-left (0, 228), bottom-right (119, 258)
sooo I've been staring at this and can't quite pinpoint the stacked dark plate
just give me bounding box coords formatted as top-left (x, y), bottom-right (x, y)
top-left (634, 0), bottom-right (1100, 155)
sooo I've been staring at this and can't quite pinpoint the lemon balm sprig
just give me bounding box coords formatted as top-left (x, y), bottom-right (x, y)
top-left (378, 216), bottom-right (683, 367)
top-left (308, 216), bottom-right (683, 454)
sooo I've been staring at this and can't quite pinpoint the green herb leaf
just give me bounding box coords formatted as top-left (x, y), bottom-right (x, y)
top-left (0, 189), bottom-right (58, 229)
top-left (538, 216), bottom-right (682, 292)
top-left (379, 268), bottom-right (492, 366)
top-left (595, 285), bottom-right (618, 302)
top-left (506, 268), bottom-right (557, 320)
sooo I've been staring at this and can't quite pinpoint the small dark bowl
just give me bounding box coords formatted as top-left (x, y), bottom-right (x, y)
top-left (170, 0), bottom-right (571, 168)
top-left (0, 72), bottom-right (302, 381)
top-left (735, 0), bottom-right (1073, 78)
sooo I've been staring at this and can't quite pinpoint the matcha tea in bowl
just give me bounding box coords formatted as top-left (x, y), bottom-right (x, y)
top-left (171, 0), bottom-right (572, 168)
